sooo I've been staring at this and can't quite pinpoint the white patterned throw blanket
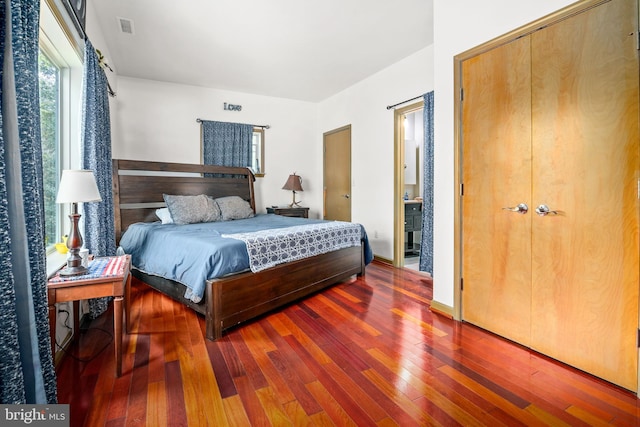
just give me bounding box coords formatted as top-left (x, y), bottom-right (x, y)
top-left (222, 221), bottom-right (362, 273)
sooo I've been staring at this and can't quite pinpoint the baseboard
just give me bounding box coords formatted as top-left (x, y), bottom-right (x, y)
top-left (429, 300), bottom-right (454, 319)
top-left (373, 255), bottom-right (393, 265)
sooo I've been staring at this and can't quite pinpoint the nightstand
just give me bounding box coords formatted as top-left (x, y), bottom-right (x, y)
top-left (267, 206), bottom-right (309, 218)
top-left (47, 255), bottom-right (131, 377)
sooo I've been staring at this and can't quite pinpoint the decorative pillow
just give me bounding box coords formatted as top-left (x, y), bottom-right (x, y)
top-left (215, 196), bottom-right (255, 221)
top-left (163, 194), bottom-right (222, 224)
top-left (155, 208), bottom-right (174, 224)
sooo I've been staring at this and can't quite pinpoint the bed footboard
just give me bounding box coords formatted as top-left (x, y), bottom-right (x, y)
top-left (205, 244), bottom-right (363, 340)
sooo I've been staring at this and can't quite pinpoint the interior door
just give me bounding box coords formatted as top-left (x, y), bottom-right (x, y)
top-left (530, 0), bottom-right (639, 390)
top-left (461, 0), bottom-right (639, 391)
top-left (461, 36), bottom-right (533, 347)
top-left (323, 125), bottom-right (351, 221)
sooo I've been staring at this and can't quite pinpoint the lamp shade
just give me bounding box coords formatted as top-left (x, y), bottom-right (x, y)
top-left (282, 173), bottom-right (303, 192)
top-left (56, 170), bottom-right (102, 204)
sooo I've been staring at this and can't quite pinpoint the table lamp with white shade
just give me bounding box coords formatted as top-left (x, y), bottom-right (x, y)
top-left (55, 169), bottom-right (102, 276)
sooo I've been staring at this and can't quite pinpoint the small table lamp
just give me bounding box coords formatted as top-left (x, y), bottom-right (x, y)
top-left (282, 173), bottom-right (303, 207)
top-left (56, 170), bottom-right (102, 276)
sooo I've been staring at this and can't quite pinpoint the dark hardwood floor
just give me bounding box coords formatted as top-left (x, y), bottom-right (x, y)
top-left (56, 261), bottom-right (640, 426)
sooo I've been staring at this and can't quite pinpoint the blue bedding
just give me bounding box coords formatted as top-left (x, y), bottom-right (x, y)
top-left (119, 214), bottom-right (373, 303)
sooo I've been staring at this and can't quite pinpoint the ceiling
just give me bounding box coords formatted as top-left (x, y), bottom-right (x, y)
top-left (89, 0), bottom-right (434, 102)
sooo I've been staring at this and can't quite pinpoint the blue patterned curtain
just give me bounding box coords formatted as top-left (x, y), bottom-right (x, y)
top-left (81, 39), bottom-right (115, 318)
top-left (0, 0), bottom-right (57, 403)
top-left (419, 91), bottom-right (434, 274)
top-left (201, 120), bottom-right (253, 169)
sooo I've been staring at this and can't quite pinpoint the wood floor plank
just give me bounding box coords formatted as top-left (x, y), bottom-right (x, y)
top-left (295, 339), bottom-right (420, 427)
top-left (266, 350), bottom-right (323, 415)
top-left (283, 331), bottom-right (388, 423)
top-left (372, 341), bottom-right (513, 427)
top-left (566, 405), bottom-right (614, 427)
top-left (233, 375), bottom-right (271, 426)
top-left (146, 381), bottom-right (167, 427)
top-left (125, 333), bottom-right (150, 427)
top-left (320, 360), bottom-right (389, 422)
top-left (533, 364), bottom-right (639, 418)
top-left (255, 386), bottom-right (294, 426)
top-left (147, 332), bottom-right (165, 384)
top-left (525, 404), bottom-right (575, 427)
top-left (282, 400), bottom-right (315, 427)
top-left (366, 347), bottom-right (484, 427)
top-left (362, 367), bottom-right (441, 426)
top-left (229, 332), bottom-right (269, 390)
top-left (221, 395), bottom-right (251, 427)
top-left (191, 346), bottom-right (227, 425)
top-left (176, 350), bottom-right (206, 426)
top-left (308, 292), bottom-right (382, 340)
top-left (238, 325), bottom-right (299, 407)
top-left (55, 262), bottom-right (640, 426)
top-left (82, 393), bottom-right (110, 427)
top-left (529, 370), bottom-right (632, 425)
top-left (164, 360), bottom-right (188, 427)
top-left (104, 358), bottom-right (134, 421)
top-left (270, 310), bottom-right (332, 365)
top-left (438, 364), bottom-right (552, 427)
top-left (305, 380), bottom-right (360, 427)
top-left (205, 337), bottom-right (238, 399)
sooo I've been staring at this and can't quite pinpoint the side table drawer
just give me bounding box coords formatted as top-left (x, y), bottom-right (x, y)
top-left (267, 206), bottom-right (309, 218)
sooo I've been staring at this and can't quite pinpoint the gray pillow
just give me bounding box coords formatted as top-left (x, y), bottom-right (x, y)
top-left (163, 194), bottom-right (221, 224)
top-left (215, 196), bottom-right (255, 220)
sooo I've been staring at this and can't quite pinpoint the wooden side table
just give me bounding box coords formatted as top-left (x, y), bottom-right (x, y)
top-left (266, 206), bottom-right (309, 218)
top-left (47, 255), bottom-right (131, 377)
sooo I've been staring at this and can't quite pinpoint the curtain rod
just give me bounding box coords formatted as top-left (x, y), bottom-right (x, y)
top-left (386, 94), bottom-right (424, 110)
top-left (196, 118), bottom-right (270, 129)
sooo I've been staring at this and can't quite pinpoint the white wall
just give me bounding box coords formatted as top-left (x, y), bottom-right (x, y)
top-left (318, 46), bottom-right (434, 259)
top-left (432, 0), bottom-right (576, 308)
top-left (110, 78), bottom-right (322, 217)
top-left (85, 1), bottom-right (119, 152)
top-left (111, 45), bottom-right (433, 257)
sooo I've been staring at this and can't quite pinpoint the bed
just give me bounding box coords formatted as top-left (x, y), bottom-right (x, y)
top-left (112, 159), bottom-right (371, 340)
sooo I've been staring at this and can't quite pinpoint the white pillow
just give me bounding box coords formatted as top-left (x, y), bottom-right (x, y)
top-left (215, 196), bottom-right (255, 221)
top-left (155, 208), bottom-right (173, 224)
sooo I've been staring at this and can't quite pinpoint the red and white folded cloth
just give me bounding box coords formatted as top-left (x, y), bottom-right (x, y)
top-left (49, 255), bottom-right (127, 283)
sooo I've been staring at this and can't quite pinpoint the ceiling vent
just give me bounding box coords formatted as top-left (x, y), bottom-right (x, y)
top-left (117, 17), bottom-right (135, 35)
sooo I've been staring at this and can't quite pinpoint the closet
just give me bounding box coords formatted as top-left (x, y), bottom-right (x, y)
top-left (458, 0), bottom-right (639, 391)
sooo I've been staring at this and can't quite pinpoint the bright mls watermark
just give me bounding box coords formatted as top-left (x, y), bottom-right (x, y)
top-left (0, 405), bottom-right (69, 426)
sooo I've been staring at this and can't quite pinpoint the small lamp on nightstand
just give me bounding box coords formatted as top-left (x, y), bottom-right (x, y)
top-left (56, 170), bottom-right (102, 276)
top-left (282, 173), bottom-right (303, 207)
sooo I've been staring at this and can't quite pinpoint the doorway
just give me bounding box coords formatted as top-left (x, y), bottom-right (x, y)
top-left (393, 103), bottom-right (424, 269)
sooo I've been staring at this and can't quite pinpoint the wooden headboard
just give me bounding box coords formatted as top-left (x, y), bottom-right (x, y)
top-left (112, 159), bottom-right (255, 243)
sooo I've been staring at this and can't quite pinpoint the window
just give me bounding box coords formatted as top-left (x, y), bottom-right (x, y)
top-left (252, 127), bottom-right (265, 177)
top-left (39, 0), bottom-right (84, 261)
top-left (39, 50), bottom-right (61, 250)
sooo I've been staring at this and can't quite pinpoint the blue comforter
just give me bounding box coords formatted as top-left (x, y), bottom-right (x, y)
top-left (119, 214), bottom-right (373, 302)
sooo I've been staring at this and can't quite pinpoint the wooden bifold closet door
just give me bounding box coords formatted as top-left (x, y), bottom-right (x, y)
top-left (461, 0), bottom-right (639, 391)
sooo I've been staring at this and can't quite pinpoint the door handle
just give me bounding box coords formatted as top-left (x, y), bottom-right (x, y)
top-left (343, 194), bottom-right (350, 199)
top-left (535, 204), bottom-right (558, 216)
top-left (502, 203), bottom-right (528, 214)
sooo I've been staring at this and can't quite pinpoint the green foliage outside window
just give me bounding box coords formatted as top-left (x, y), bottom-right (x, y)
top-left (39, 51), bottom-right (59, 248)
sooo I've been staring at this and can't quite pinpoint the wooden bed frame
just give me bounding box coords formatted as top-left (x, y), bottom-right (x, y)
top-left (112, 159), bottom-right (365, 340)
